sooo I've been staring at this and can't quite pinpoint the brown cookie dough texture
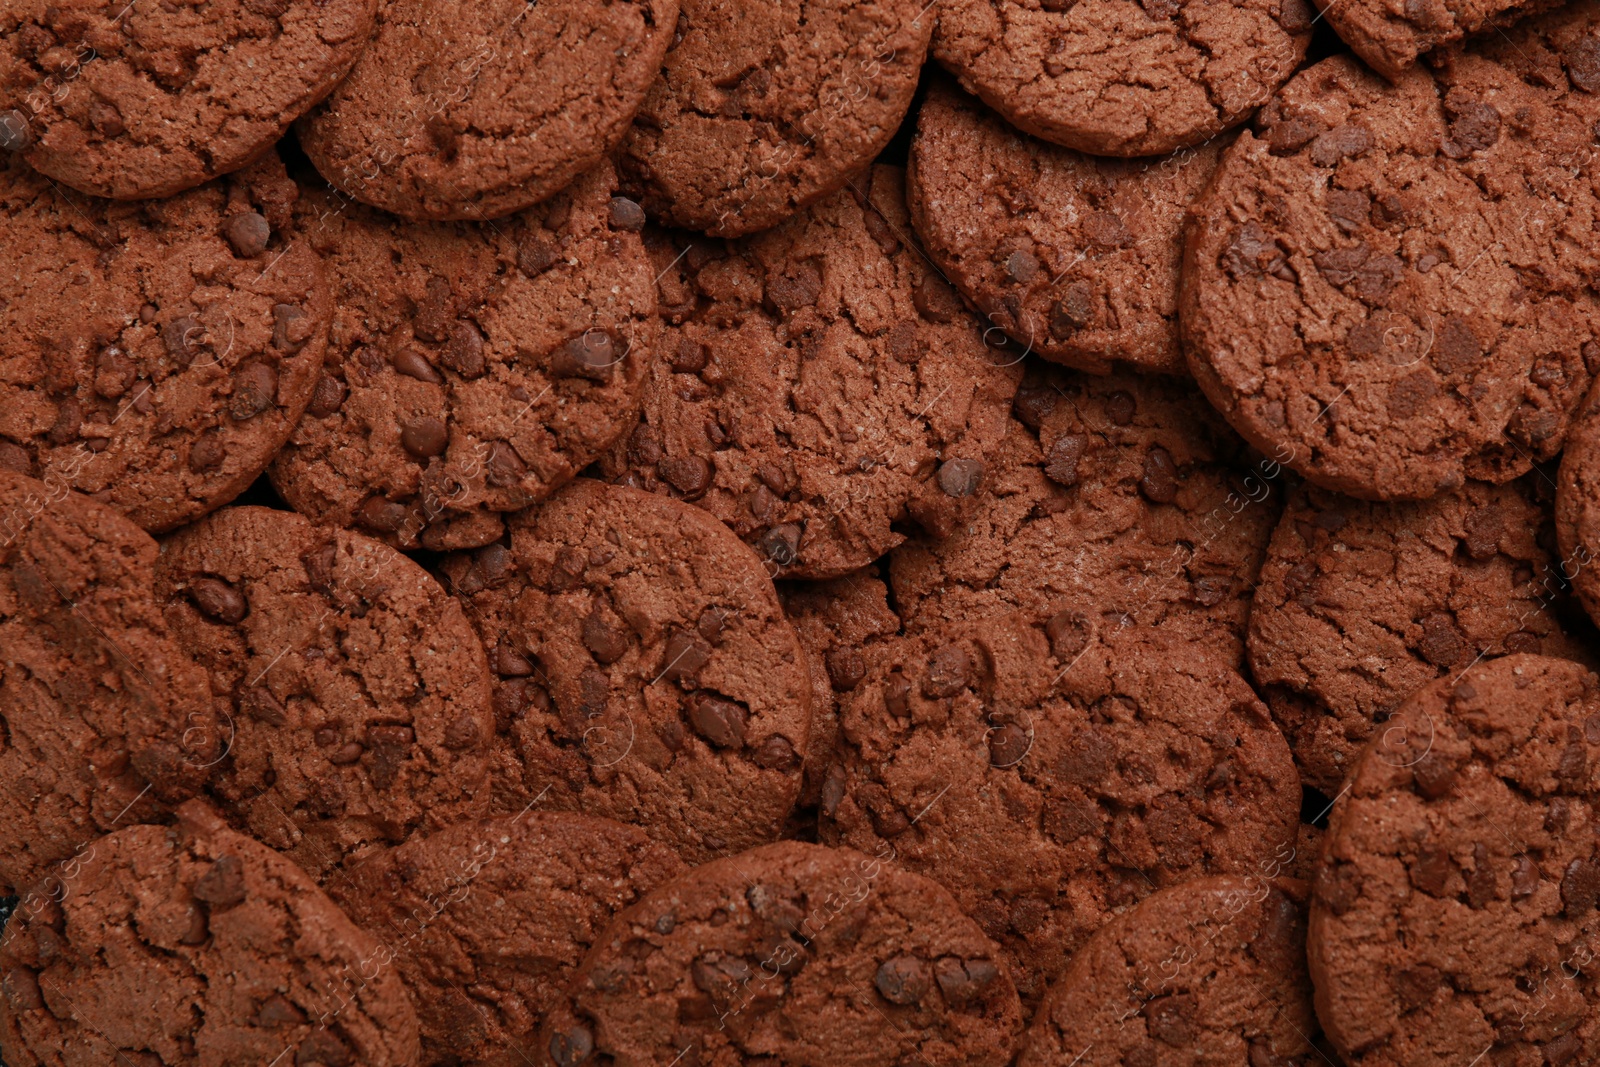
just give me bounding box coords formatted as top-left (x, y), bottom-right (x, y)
top-left (0, 153), bottom-right (329, 533)
top-left (153, 506), bottom-right (495, 880)
top-left (1019, 877), bottom-right (1317, 1067)
top-left (269, 163), bottom-right (656, 552)
top-left (330, 812), bottom-right (686, 1066)
top-left (298, 0), bottom-right (677, 221)
top-left (0, 472), bottom-right (218, 896)
top-left (0, 801), bottom-right (420, 1067)
top-left (1556, 382), bottom-right (1600, 629)
top-left (1311, 655), bottom-right (1600, 1066)
top-left (933, 0), bottom-right (1311, 157)
top-left (616, 0), bottom-right (932, 237)
top-left (0, 0), bottom-right (376, 200)
top-left (1182, 26), bottom-right (1600, 502)
top-left (1252, 478), bottom-right (1596, 793)
top-left (437, 479), bottom-right (812, 864)
top-left (820, 617), bottom-right (1300, 1001)
top-left (1316, 0), bottom-right (1566, 79)
top-left (908, 79), bottom-right (1226, 375)
top-left (600, 167), bottom-right (1022, 579)
top-left (890, 364), bottom-right (1279, 681)
top-left (539, 840), bottom-right (1024, 1067)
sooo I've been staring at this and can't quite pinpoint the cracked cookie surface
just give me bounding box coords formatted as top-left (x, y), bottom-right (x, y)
top-left (0, 0), bottom-right (377, 199)
top-left (0, 801), bottom-right (420, 1067)
top-left (1315, 0), bottom-right (1565, 79)
top-left (298, 0), bottom-right (677, 220)
top-left (932, 0), bottom-right (1311, 156)
top-left (269, 163), bottom-right (655, 552)
top-left (616, 0), bottom-right (932, 236)
top-left (1556, 382), bottom-right (1600, 631)
top-left (908, 78), bottom-right (1227, 375)
top-left (819, 617), bottom-right (1300, 1002)
top-left (436, 478), bottom-right (812, 864)
top-left (1181, 25), bottom-right (1600, 501)
top-left (1310, 655), bottom-right (1600, 1067)
top-left (0, 471), bottom-right (217, 895)
top-left (538, 840), bottom-right (1025, 1067)
top-left (153, 505), bottom-right (495, 880)
top-left (0, 153), bottom-right (329, 533)
top-left (599, 166), bottom-right (1022, 580)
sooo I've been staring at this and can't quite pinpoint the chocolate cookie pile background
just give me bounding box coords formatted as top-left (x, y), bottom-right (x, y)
top-left (2, 0), bottom-right (1600, 1064)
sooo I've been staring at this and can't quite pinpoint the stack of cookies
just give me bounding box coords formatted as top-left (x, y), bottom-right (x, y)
top-left (1, 0), bottom-right (1599, 1063)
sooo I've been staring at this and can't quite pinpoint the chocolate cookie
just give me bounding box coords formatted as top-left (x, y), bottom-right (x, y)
top-left (820, 616), bottom-right (1301, 1001)
top-left (1181, 30), bottom-right (1600, 501)
top-left (436, 478), bottom-right (812, 864)
top-left (0, 153), bottom-right (329, 533)
top-left (1556, 382), bottom-right (1600, 630)
top-left (153, 506), bottom-right (495, 880)
top-left (908, 79), bottom-right (1227, 375)
top-left (1316, 0), bottom-right (1565, 79)
top-left (298, 0), bottom-right (677, 221)
top-left (600, 167), bottom-right (1022, 579)
top-left (330, 812), bottom-right (686, 1065)
top-left (932, 0), bottom-right (1311, 157)
top-left (0, 0), bottom-right (376, 200)
top-left (1310, 655), bottom-right (1600, 1066)
top-left (538, 840), bottom-right (1025, 1067)
top-left (1019, 877), bottom-right (1316, 1067)
top-left (268, 163), bottom-right (656, 551)
top-left (0, 471), bottom-right (218, 896)
top-left (0, 800), bottom-right (421, 1067)
top-left (890, 364), bottom-right (1280, 681)
top-left (1251, 478), bottom-right (1596, 793)
top-left (615, 0), bottom-right (932, 237)
top-left (778, 568), bottom-right (902, 809)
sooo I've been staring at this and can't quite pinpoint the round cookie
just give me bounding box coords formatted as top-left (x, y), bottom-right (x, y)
top-left (0, 471), bottom-right (219, 896)
top-left (615, 0), bottom-right (931, 237)
top-left (330, 812), bottom-right (687, 1066)
top-left (932, 0), bottom-right (1311, 157)
top-left (600, 167), bottom-right (1022, 579)
top-left (297, 0), bottom-right (677, 221)
top-left (435, 478), bottom-right (813, 864)
top-left (538, 840), bottom-right (1025, 1067)
top-left (269, 163), bottom-right (656, 551)
top-left (153, 505), bottom-right (495, 880)
top-left (908, 78), bottom-right (1227, 375)
top-left (0, 800), bottom-right (420, 1067)
top-left (1181, 32), bottom-right (1600, 502)
top-left (0, 0), bottom-right (376, 200)
top-left (0, 153), bottom-right (329, 533)
top-left (1310, 655), bottom-right (1600, 1066)
top-left (1315, 0), bottom-right (1566, 79)
top-left (778, 568), bottom-right (902, 810)
top-left (819, 617), bottom-right (1301, 1001)
top-left (1252, 478), bottom-right (1597, 793)
top-left (889, 363), bottom-right (1280, 680)
top-left (1556, 382), bottom-right (1600, 630)
top-left (1018, 877), bottom-right (1318, 1067)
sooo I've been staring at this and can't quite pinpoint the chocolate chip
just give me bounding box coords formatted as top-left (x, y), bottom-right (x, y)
top-left (224, 212), bottom-right (271, 257)
top-left (518, 232), bottom-right (561, 276)
top-left (884, 670), bottom-right (911, 715)
top-left (826, 648), bottom-right (867, 691)
top-left (192, 855), bottom-right (248, 910)
top-left (1106, 390), bottom-right (1137, 425)
top-left (1040, 434), bottom-right (1084, 486)
top-left (1511, 855), bottom-right (1542, 899)
top-left (761, 524), bottom-right (802, 566)
top-left (1417, 611), bottom-right (1466, 667)
top-left (440, 320), bottom-right (486, 378)
top-left (307, 375), bottom-right (347, 417)
top-left (923, 643), bottom-right (971, 698)
top-left (1432, 315), bottom-right (1481, 375)
top-left (358, 497), bottom-right (408, 533)
top-left (1410, 749), bottom-right (1459, 799)
top-left (443, 711), bottom-right (482, 751)
top-left (1050, 282), bottom-right (1095, 337)
top-left (609, 196), bottom-right (647, 231)
top-left (328, 742), bottom-right (365, 765)
top-left (662, 630), bottom-right (712, 684)
top-left (1411, 846), bottom-right (1455, 897)
top-left (1083, 211), bottom-right (1133, 249)
top-left (765, 261), bottom-right (823, 314)
top-left (548, 1026), bottom-right (594, 1067)
top-left (934, 958), bottom-right (998, 1006)
top-left (1441, 89), bottom-right (1500, 157)
top-left (1563, 856), bottom-right (1600, 916)
top-left (254, 995), bottom-right (307, 1029)
top-left (486, 441), bottom-right (526, 487)
top-left (690, 694), bottom-right (747, 748)
top-left (94, 346), bottom-right (134, 399)
top-left (163, 316), bottom-right (209, 365)
top-left (392, 348), bottom-right (444, 385)
top-left (1143, 992), bottom-right (1198, 1045)
top-left (1276, 0), bottom-right (1313, 32)
top-left (988, 722), bottom-right (1030, 767)
top-left (1223, 223), bottom-right (1295, 283)
top-left (0, 110), bottom-right (31, 151)
top-left (1139, 447), bottom-right (1178, 503)
top-left (937, 458), bottom-right (985, 498)
top-left (495, 642), bottom-right (534, 678)
top-left (1004, 249), bottom-right (1039, 283)
top-left (1566, 33), bottom-right (1600, 93)
top-left (1546, 1032), bottom-right (1582, 1067)
top-left (582, 611), bottom-right (630, 664)
top-left (229, 363), bottom-right (278, 420)
top-left (240, 687), bottom-right (287, 726)
top-left (1045, 610), bottom-right (1092, 660)
top-left (1461, 507), bottom-right (1503, 559)
top-left (753, 735), bottom-right (799, 770)
top-left (672, 338), bottom-right (709, 373)
top-left (189, 576), bottom-right (248, 624)
top-left (1268, 116), bottom-right (1324, 155)
top-left (1309, 124), bottom-right (1373, 166)
top-left (875, 956), bottom-right (932, 1005)
top-left (551, 331), bottom-right (615, 381)
top-left (658, 455), bottom-right (713, 497)
top-left (1465, 842), bottom-right (1499, 909)
top-left (400, 417), bottom-right (449, 459)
